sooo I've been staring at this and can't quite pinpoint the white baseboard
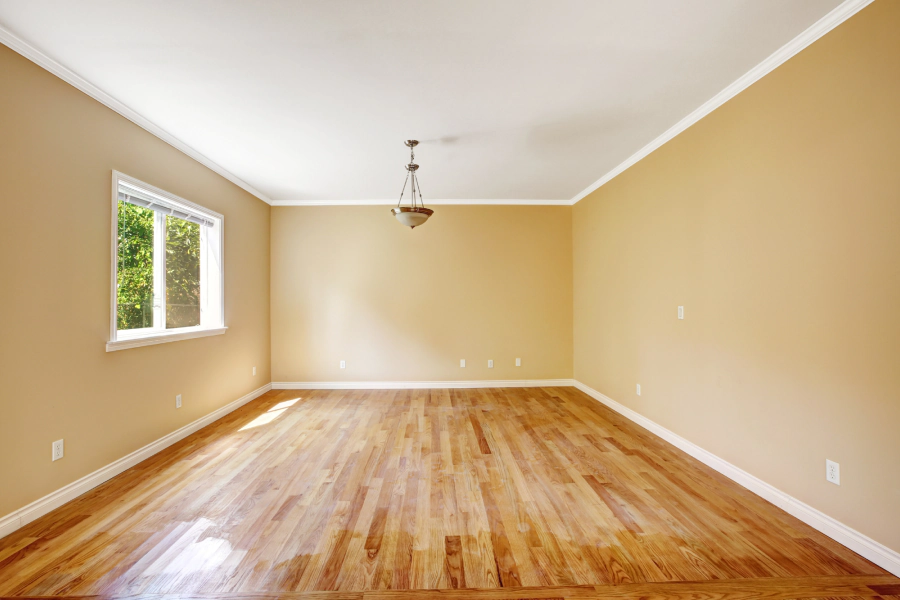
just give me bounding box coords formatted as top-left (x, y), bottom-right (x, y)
top-left (0, 383), bottom-right (272, 541)
top-left (272, 379), bottom-right (575, 390)
top-left (572, 380), bottom-right (900, 577)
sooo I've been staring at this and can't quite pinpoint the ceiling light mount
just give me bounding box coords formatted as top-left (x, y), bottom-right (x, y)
top-left (391, 140), bottom-right (433, 229)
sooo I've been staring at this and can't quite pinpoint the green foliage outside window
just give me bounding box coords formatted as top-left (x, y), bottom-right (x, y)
top-left (116, 201), bottom-right (201, 330)
top-left (117, 201), bottom-right (154, 330)
top-left (166, 216), bottom-right (201, 328)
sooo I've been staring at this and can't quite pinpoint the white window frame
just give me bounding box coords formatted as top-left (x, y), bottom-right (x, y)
top-left (107, 171), bottom-right (226, 351)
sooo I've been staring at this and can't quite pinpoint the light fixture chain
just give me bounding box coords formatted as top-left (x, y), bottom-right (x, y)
top-left (397, 170), bottom-right (411, 208)
top-left (414, 173), bottom-right (423, 206)
top-left (410, 145), bottom-right (417, 208)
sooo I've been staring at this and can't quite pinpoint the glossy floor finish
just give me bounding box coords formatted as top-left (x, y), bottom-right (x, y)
top-left (0, 387), bottom-right (895, 599)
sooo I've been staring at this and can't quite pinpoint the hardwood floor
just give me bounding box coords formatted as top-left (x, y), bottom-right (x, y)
top-left (0, 387), bottom-right (895, 599)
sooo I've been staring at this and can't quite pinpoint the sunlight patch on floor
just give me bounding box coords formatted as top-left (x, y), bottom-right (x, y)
top-left (269, 398), bottom-right (300, 412)
top-left (240, 398), bottom-right (302, 431)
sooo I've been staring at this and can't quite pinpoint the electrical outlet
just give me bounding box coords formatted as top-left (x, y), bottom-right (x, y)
top-left (340, 360), bottom-right (346, 369)
top-left (515, 358), bottom-right (521, 367)
top-left (52, 439), bottom-right (64, 461)
top-left (460, 359), bottom-right (466, 368)
top-left (636, 384), bottom-right (641, 396)
top-left (252, 366), bottom-right (256, 376)
top-left (488, 359), bottom-right (494, 368)
top-left (678, 306), bottom-right (684, 320)
top-left (826, 459), bottom-right (840, 485)
top-left (176, 394), bottom-right (182, 409)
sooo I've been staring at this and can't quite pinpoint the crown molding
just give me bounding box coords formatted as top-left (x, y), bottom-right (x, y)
top-left (270, 198), bottom-right (571, 207)
top-left (569, 0), bottom-right (874, 205)
top-left (3, 0), bottom-right (871, 209)
top-left (0, 24), bottom-right (273, 205)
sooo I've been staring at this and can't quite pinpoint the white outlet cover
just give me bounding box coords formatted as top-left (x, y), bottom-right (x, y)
top-left (488, 359), bottom-right (494, 368)
top-left (515, 358), bottom-right (521, 367)
top-left (340, 360), bottom-right (346, 369)
top-left (52, 439), bottom-right (64, 461)
top-left (252, 366), bottom-right (257, 376)
top-left (678, 306), bottom-right (684, 319)
top-left (636, 383), bottom-right (641, 396)
top-left (176, 394), bottom-right (182, 408)
top-left (826, 459), bottom-right (840, 485)
top-left (460, 359), bottom-right (466, 368)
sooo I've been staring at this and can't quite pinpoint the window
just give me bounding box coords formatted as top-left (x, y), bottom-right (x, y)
top-left (108, 172), bottom-right (225, 351)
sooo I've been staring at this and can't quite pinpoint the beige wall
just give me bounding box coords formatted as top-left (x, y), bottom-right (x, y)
top-left (0, 45), bottom-right (272, 517)
top-left (573, 0), bottom-right (900, 553)
top-left (271, 205), bottom-right (572, 382)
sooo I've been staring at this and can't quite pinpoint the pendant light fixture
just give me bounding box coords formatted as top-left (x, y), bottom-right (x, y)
top-left (391, 140), bottom-right (434, 229)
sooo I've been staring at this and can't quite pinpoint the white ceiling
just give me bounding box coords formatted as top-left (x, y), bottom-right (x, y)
top-left (0, 0), bottom-right (845, 203)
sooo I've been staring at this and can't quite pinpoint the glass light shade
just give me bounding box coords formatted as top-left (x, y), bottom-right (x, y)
top-left (391, 207), bottom-right (434, 229)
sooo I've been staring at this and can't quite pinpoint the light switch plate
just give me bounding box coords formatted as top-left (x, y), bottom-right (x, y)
top-left (460, 359), bottom-right (466, 368)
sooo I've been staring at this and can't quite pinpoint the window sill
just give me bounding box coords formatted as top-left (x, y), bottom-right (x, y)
top-left (106, 327), bottom-right (227, 352)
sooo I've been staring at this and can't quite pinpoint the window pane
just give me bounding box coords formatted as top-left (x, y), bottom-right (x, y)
top-left (116, 200), bottom-right (155, 330)
top-left (166, 215), bottom-right (201, 329)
